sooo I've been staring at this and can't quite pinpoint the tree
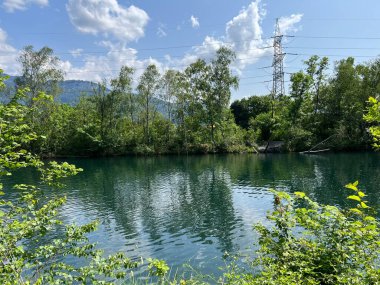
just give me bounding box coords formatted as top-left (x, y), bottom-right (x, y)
top-left (304, 55), bottom-right (329, 114)
top-left (289, 71), bottom-right (312, 124)
top-left (327, 57), bottom-right (368, 149)
top-left (137, 64), bottom-right (161, 146)
top-left (111, 65), bottom-right (135, 123)
top-left (182, 47), bottom-right (239, 151)
top-left (231, 95), bottom-right (271, 129)
top-left (206, 47), bottom-right (239, 150)
top-left (173, 71), bottom-right (191, 150)
top-left (184, 59), bottom-right (210, 148)
top-left (15, 45), bottom-right (64, 105)
top-left (159, 69), bottom-right (181, 145)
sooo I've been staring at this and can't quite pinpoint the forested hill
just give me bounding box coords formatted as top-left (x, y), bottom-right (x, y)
top-left (59, 80), bottom-right (99, 104)
top-left (4, 76), bottom-right (103, 104)
top-left (2, 76), bottom-right (167, 115)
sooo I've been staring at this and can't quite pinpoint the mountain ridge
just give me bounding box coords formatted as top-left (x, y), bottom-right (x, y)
top-left (1, 76), bottom-right (168, 116)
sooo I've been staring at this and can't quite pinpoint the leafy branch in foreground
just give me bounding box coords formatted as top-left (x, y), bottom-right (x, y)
top-left (222, 182), bottom-right (380, 285)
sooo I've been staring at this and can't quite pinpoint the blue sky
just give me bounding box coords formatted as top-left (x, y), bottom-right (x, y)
top-left (1, 0), bottom-right (380, 100)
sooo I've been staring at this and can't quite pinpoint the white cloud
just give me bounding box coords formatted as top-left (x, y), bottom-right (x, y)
top-left (62, 42), bottom-right (164, 84)
top-left (169, 1), bottom-right (271, 70)
top-left (278, 14), bottom-right (303, 34)
top-left (190, 15), bottom-right (200, 28)
top-left (225, 1), bottom-right (269, 68)
top-left (66, 0), bottom-right (149, 43)
top-left (172, 2), bottom-right (302, 71)
top-left (3, 0), bottom-right (48, 12)
top-left (1, 0), bottom-right (303, 89)
top-left (0, 27), bottom-right (19, 75)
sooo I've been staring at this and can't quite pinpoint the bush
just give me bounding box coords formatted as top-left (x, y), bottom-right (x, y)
top-left (224, 183), bottom-right (380, 285)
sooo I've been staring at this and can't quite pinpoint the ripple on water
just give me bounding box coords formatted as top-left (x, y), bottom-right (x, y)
top-left (5, 153), bottom-right (379, 278)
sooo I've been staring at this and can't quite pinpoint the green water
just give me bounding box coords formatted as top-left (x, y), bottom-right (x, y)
top-left (4, 152), bottom-right (380, 276)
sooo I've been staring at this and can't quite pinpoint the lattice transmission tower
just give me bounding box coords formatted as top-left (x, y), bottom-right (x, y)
top-left (272, 18), bottom-right (285, 101)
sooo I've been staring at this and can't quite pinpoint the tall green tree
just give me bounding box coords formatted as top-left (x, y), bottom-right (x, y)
top-left (15, 45), bottom-right (64, 105)
top-left (159, 69), bottom-right (181, 146)
top-left (327, 57), bottom-right (367, 148)
top-left (184, 59), bottom-right (210, 147)
top-left (137, 64), bottom-right (161, 145)
top-left (304, 55), bottom-right (329, 114)
top-left (207, 47), bottom-right (239, 149)
top-left (111, 65), bottom-right (135, 123)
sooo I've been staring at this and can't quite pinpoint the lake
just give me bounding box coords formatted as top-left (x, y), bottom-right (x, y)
top-left (4, 152), bottom-right (380, 277)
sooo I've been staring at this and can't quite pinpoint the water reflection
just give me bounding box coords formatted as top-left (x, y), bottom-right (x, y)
top-left (3, 152), bottom-right (380, 275)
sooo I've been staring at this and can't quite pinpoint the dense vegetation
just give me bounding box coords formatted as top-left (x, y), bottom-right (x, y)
top-left (2, 46), bottom-right (379, 156)
top-left (2, 46), bottom-right (247, 156)
top-left (231, 56), bottom-right (380, 151)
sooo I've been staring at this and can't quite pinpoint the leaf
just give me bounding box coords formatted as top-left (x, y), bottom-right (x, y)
top-left (365, 224), bottom-right (376, 231)
top-left (369, 96), bottom-right (377, 104)
top-left (358, 191), bottom-right (366, 198)
top-left (345, 183), bottom-right (358, 192)
top-left (347, 195), bottom-right (361, 202)
top-left (364, 216), bottom-right (376, 222)
top-left (360, 202), bottom-right (369, 209)
top-left (350, 208), bottom-right (362, 215)
top-left (294, 192), bottom-right (306, 198)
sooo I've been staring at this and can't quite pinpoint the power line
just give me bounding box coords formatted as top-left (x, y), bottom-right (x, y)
top-left (5, 34), bottom-right (380, 57)
top-left (286, 46), bottom-right (380, 50)
top-left (287, 35), bottom-right (380, 40)
top-left (289, 53), bottom-right (379, 58)
top-left (0, 40), bottom-right (274, 56)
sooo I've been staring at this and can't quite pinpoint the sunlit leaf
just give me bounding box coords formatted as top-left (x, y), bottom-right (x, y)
top-left (349, 208), bottom-right (362, 215)
top-left (345, 183), bottom-right (358, 191)
top-left (360, 202), bottom-right (369, 209)
top-left (347, 195), bottom-right (361, 202)
top-left (294, 192), bottom-right (305, 198)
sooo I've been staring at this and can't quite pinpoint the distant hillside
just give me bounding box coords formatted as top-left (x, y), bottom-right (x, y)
top-left (58, 80), bottom-right (99, 104)
top-left (1, 76), bottom-right (168, 116)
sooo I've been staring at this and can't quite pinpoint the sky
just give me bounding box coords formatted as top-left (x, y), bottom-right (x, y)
top-left (1, 0), bottom-right (380, 101)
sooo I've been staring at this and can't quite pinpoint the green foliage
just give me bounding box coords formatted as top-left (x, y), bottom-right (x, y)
top-left (15, 45), bottom-right (64, 106)
top-left (223, 183), bottom-right (380, 285)
top-left (229, 55), bottom-right (380, 151)
top-left (230, 95), bottom-right (271, 129)
top-left (364, 96), bottom-right (380, 149)
top-left (148, 258), bottom-right (170, 277)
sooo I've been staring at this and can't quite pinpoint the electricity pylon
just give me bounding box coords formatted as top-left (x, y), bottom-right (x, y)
top-left (272, 18), bottom-right (285, 105)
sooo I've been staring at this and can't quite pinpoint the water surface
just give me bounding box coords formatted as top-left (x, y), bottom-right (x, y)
top-left (4, 153), bottom-right (380, 276)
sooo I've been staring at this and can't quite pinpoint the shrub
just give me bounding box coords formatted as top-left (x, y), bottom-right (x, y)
top-left (224, 183), bottom-right (380, 285)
